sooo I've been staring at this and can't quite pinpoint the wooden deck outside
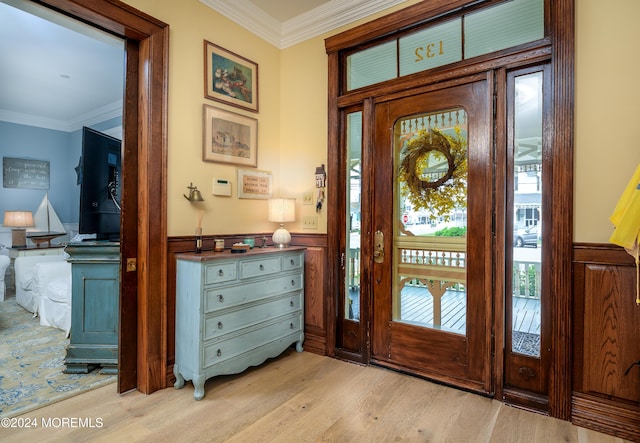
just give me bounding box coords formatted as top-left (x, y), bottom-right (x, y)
top-left (349, 287), bottom-right (541, 336)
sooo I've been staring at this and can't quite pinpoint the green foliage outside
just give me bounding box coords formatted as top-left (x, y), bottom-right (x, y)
top-left (434, 226), bottom-right (467, 237)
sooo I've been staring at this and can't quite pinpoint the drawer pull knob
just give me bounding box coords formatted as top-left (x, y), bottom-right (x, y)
top-left (217, 349), bottom-right (222, 357)
top-left (259, 264), bottom-right (264, 270)
top-left (290, 323), bottom-right (294, 329)
top-left (217, 322), bottom-right (223, 329)
top-left (290, 300), bottom-right (294, 307)
top-left (218, 269), bottom-right (224, 276)
top-left (291, 280), bottom-right (295, 286)
top-left (217, 294), bottom-right (224, 302)
top-left (290, 259), bottom-right (295, 265)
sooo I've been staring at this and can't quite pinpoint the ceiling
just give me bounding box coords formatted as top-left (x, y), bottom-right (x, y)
top-left (0, 0), bottom-right (406, 133)
top-left (0, 0), bottom-right (125, 133)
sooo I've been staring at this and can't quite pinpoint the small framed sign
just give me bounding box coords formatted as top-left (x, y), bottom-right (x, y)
top-left (237, 169), bottom-right (272, 199)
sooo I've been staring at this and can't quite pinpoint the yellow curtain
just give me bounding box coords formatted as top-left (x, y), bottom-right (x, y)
top-left (609, 163), bottom-right (640, 304)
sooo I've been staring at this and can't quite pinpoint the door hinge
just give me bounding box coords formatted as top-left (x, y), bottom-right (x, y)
top-left (340, 252), bottom-right (345, 270)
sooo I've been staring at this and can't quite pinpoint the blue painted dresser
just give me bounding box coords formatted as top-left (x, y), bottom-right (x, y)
top-left (64, 241), bottom-right (120, 374)
top-left (174, 246), bottom-right (305, 400)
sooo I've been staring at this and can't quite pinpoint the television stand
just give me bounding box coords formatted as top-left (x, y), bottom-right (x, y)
top-left (64, 241), bottom-right (120, 374)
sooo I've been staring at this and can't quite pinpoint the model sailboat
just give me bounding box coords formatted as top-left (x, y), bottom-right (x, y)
top-left (26, 194), bottom-right (66, 248)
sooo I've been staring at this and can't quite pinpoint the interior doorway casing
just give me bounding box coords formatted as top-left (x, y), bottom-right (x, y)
top-left (37, 0), bottom-right (169, 395)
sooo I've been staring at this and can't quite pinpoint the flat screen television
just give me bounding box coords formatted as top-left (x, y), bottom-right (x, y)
top-left (78, 126), bottom-right (122, 241)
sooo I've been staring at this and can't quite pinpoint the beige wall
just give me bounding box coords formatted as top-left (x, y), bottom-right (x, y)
top-left (126, 0), bottom-right (639, 243)
top-left (575, 0), bottom-right (640, 243)
top-left (125, 0), bottom-right (283, 237)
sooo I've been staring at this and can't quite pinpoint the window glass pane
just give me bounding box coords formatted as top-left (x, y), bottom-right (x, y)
top-left (346, 111), bottom-right (362, 321)
top-left (346, 41), bottom-right (397, 91)
top-left (465, 0), bottom-right (544, 59)
top-left (512, 71), bottom-right (542, 357)
top-left (394, 109), bottom-right (468, 335)
top-left (399, 18), bottom-right (462, 76)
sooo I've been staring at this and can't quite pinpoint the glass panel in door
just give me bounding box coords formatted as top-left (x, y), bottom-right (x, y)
top-left (394, 110), bottom-right (468, 334)
top-left (346, 111), bottom-right (362, 321)
top-left (511, 72), bottom-right (543, 358)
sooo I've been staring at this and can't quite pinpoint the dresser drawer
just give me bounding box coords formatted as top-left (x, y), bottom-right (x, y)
top-left (204, 273), bottom-right (303, 313)
top-left (204, 262), bottom-right (237, 285)
top-left (239, 256), bottom-right (281, 279)
top-left (202, 314), bottom-right (302, 368)
top-left (282, 253), bottom-right (303, 271)
top-left (203, 293), bottom-right (301, 340)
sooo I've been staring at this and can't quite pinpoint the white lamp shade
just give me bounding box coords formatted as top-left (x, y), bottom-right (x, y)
top-left (268, 198), bottom-right (296, 223)
top-left (3, 211), bottom-right (34, 228)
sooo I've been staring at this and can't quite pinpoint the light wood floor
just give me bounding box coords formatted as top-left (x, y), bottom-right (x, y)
top-left (2, 350), bottom-right (629, 443)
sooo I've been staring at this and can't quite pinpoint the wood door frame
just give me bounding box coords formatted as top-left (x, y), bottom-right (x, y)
top-left (37, 0), bottom-right (169, 394)
top-left (326, 0), bottom-right (573, 419)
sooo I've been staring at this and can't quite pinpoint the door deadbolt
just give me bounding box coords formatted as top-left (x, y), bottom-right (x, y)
top-left (374, 230), bottom-right (384, 263)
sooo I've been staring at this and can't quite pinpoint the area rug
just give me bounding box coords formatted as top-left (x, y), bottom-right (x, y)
top-left (0, 297), bottom-right (116, 418)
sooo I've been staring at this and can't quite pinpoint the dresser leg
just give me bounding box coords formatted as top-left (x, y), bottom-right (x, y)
top-left (173, 365), bottom-right (185, 389)
top-left (295, 339), bottom-right (304, 353)
top-left (193, 374), bottom-right (205, 400)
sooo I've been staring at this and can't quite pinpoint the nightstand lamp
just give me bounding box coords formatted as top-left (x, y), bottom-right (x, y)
top-left (3, 210), bottom-right (34, 248)
top-left (268, 198), bottom-right (295, 248)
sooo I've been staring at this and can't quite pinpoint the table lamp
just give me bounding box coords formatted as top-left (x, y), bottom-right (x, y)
top-left (3, 211), bottom-right (34, 248)
top-left (268, 198), bottom-right (295, 248)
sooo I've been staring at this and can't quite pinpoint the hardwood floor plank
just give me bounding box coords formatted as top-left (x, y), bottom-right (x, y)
top-left (1, 351), bottom-right (628, 443)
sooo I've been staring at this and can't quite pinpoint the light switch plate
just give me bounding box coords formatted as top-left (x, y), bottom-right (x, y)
top-left (302, 215), bottom-right (318, 229)
top-left (303, 191), bottom-right (314, 205)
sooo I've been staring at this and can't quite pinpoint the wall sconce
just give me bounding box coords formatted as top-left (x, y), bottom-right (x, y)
top-left (184, 183), bottom-right (204, 202)
top-left (268, 198), bottom-right (295, 248)
top-left (3, 210), bottom-right (34, 248)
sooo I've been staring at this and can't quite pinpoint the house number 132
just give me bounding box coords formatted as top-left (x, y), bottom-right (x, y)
top-left (414, 40), bottom-right (444, 62)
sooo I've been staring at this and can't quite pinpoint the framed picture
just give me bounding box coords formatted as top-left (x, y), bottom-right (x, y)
top-left (203, 105), bottom-right (258, 167)
top-left (204, 40), bottom-right (259, 113)
top-left (237, 168), bottom-right (272, 199)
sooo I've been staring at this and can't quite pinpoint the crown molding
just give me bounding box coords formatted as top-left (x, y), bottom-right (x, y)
top-left (201, 0), bottom-right (408, 49)
top-left (0, 100), bottom-right (122, 133)
top-left (200, 0), bottom-right (282, 47)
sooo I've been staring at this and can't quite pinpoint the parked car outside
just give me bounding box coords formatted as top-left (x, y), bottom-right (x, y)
top-left (514, 225), bottom-right (539, 248)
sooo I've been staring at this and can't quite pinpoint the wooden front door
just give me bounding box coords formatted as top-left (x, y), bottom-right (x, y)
top-left (370, 76), bottom-right (493, 394)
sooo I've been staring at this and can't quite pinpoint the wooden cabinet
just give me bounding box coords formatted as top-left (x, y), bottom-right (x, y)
top-left (64, 242), bottom-right (120, 374)
top-left (174, 247), bottom-right (305, 400)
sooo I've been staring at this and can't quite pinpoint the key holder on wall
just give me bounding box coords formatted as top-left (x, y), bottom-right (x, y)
top-left (315, 164), bottom-right (326, 212)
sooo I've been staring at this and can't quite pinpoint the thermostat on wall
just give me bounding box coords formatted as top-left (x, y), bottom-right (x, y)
top-left (212, 178), bottom-right (231, 196)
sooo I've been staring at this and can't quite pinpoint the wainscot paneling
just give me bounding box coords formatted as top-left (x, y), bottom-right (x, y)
top-left (572, 243), bottom-right (640, 442)
top-left (166, 233), bottom-right (328, 386)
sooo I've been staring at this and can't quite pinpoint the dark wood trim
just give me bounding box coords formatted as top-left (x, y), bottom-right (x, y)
top-left (548, 0), bottom-right (575, 420)
top-left (492, 67), bottom-right (507, 403)
top-left (572, 394), bottom-right (640, 442)
top-left (572, 243), bottom-right (640, 442)
top-left (119, 38), bottom-right (140, 393)
top-left (325, 50), bottom-right (340, 359)
top-left (573, 242), bottom-right (637, 265)
top-left (36, 0), bottom-right (169, 394)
